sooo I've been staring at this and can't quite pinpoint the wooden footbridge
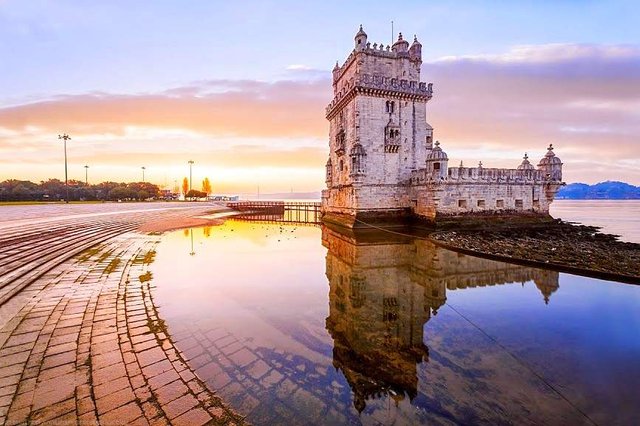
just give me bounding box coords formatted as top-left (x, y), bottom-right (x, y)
top-left (226, 201), bottom-right (322, 225)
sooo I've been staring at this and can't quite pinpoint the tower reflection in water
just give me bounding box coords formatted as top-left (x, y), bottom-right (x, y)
top-left (322, 224), bottom-right (559, 413)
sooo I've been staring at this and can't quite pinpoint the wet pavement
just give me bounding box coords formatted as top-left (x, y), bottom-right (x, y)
top-left (0, 203), bottom-right (243, 425)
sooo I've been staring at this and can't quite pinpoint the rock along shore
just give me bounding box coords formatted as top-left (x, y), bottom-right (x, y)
top-left (429, 221), bottom-right (640, 284)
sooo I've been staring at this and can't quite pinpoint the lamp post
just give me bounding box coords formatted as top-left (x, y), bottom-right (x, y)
top-left (141, 166), bottom-right (146, 183)
top-left (84, 165), bottom-right (89, 185)
top-left (188, 160), bottom-right (194, 192)
top-left (58, 134), bottom-right (71, 203)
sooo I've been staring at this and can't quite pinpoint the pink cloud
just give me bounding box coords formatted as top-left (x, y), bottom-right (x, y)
top-left (0, 43), bottom-right (638, 185)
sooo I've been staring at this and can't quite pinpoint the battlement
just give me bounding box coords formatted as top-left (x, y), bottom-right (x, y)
top-left (332, 41), bottom-right (415, 84)
top-left (326, 73), bottom-right (433, 118)
top-left (410, 166), bottom-right (547, 186)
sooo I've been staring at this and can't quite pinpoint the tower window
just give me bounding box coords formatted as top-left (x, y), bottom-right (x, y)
top-left (385, 101), bottom-right (395, 113)
top-left (433, 162), bottom-right (440, 171)
top-left (477, 200), bottom-right (486, 208)
top-left (496, 199), bottom-right (504, 208)
top-left (515, 199), bottom-right (524, 209)
top-left (458, 200), bottom-right (468, 209)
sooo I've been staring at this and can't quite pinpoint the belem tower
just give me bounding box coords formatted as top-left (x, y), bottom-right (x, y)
top-left (321, 26), bottom-right (564, 227)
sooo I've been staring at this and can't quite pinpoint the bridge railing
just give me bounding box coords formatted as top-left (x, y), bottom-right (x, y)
top-left (227, 201), bottom-right (322, 225)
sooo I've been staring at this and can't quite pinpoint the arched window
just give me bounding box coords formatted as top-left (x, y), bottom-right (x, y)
top-left (349, 144), bottom-right (366, 175)
top-left (385, 100), bottom-right (395, 114)
top-left (335, 129), bottom-right (346, 155)
top-left (325, 159), bottom-right (332, 184)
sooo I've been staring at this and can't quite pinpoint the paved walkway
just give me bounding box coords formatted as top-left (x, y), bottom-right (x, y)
top-left (0, 205), bottom-right (244, 425)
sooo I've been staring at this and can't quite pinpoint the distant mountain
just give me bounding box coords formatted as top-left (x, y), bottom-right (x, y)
top-left (557, 181), bottom-right (640, 199)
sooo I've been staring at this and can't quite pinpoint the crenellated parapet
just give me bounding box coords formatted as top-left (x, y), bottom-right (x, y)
top-left (410, 166), bottom-right (546, 186)
top-left (326, 74), bottom-right (433, 119)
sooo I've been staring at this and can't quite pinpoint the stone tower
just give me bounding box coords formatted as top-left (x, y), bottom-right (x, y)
top-left (322, 26), bottom-right (434, 227)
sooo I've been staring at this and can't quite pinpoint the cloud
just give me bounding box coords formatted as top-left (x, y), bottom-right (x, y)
top-left (0, 79), bottom-right (332, 139)
top-left (1, 43), bottom-right (639, 186)
top-left (425, 43), bottom-right (640, 183)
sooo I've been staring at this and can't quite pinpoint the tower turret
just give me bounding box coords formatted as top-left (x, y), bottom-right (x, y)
top-left (392, 32), bottom-right (409, 53)
top-left (426, 141), bottom-right (448, 180)
top-left (354, 25), bottom-right (367, 50)
top-left (409, 35), bottom-right (422, 62)
top-left (517, 153), bottom-right (535, 170)
top-left (537, 144), bottom-right (563, 181)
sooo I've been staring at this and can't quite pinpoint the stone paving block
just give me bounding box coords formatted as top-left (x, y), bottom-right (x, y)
top-left (5, 406), bottom-right (30, 425)
top-left (0, 374), bottom-right (20, 389)
top-left (163, 393), bottom-right (199, 420)
top-left (41, 350), bottom-right (76, 369)
top-left (172, 407), bottom-right (212, 426)
top-left (247, 359), bottom-right (271, 380)
top-left (141, 359), bottom-right (173, 377)
top-left (99, 401), bottom-right (143, 425)
top-left (52, 325), bottom-right (81, 337)
top-left (133, 338), bottom-right (157, 352)
top-left (93, 350), bottom-right (124, 369)
top-left (96, 386), bottom-right (137, 415)
top-left (155, 380), bottom-right (189, 405)
top-left (48, 332), bottom-right (78, 346)
top-left (30, 397), bottom-right (75, 425)
top-left (0, 365), bottom-right (23, 380)
top-left (78, 411), bottom-right (99, 426)
top-left (91, 341), bottom-right (120, 355)
top-left (0, 384), bottom-right (17, 398)
top-left (10, 389), bottom-right (34, 410)
top-left (228, 348), bottom-right (258, 368)
top-left (141, 400), bottom-right (162, 421)
top-left (45, 341), bottom-right (77, 357)
top-left (76, 396), bottom-right (94, 416)
top-left (1, 350), bottom-right (30, 367)
top-left (148, 369), bottom-right (180, 391)
top-left (44, 410), bottom-right (77, 426)
top-left (92, 362), bottom-right (127, 386)
top-left (3, 331), bottom-right (39, 348)
top-left (32, 375), bottom-right (75, 410)
top-left (94, 375), bottom-right (130, 399)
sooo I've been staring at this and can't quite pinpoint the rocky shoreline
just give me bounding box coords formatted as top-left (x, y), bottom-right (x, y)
top-left (429, 221), bottom-right (640, 284)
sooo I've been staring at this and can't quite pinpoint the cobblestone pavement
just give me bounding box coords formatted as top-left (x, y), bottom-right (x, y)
top-left (0, 205), bottom-right (244, 425)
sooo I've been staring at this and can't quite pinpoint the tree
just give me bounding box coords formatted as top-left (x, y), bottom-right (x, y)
top-left (202, 177), bottom-right (212, 195)
top-left (182, 177), bottom-right (189, 197)
top-left (186, 189), bottom-right (206, 199)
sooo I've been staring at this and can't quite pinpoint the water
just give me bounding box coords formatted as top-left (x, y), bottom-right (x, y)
top-left (551, 199), bottom-right (640, 243)
top-left (149, 201), bottom-right (640, 425)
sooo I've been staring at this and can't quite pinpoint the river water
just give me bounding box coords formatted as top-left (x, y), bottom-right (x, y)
top-left (149, 200), bottom-right (640, 425)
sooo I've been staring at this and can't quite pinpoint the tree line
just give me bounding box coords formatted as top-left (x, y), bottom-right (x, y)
top-left (0, 179), bottom-right (163, 202)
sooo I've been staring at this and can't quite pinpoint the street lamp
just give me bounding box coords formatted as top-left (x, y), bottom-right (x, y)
top-left (84, 165), bottom-right (89, 185)
top-left (141, 166), bottom-right (146, 183)
top-left (58, 134), bottom-right (71, 203)
top-left (188, 160), bottom-right (194, 192)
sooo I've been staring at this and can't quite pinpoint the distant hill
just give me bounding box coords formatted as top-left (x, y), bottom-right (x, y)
top-left (557, 181), bottom-right (640, 199)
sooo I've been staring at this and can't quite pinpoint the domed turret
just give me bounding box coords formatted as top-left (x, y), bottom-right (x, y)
top-left (537, 144), bottom-right (563, 181)
top-left (354, 25), bottom-right (367, 50)
top-left (517, 153), bottom-right (535, 171)
top-left (409, 34), bottom-right (422, 61)
top-left (426, 141), bottom-right (448, 179)
top-left (392, 32), bottom-right (409, 53)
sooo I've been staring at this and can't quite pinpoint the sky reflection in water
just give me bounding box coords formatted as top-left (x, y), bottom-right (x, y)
top-left (150, 220), bottom-right (640, 425)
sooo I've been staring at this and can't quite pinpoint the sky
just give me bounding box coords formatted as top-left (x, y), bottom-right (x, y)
top-left (1, 0), bottom-right (639, 193)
